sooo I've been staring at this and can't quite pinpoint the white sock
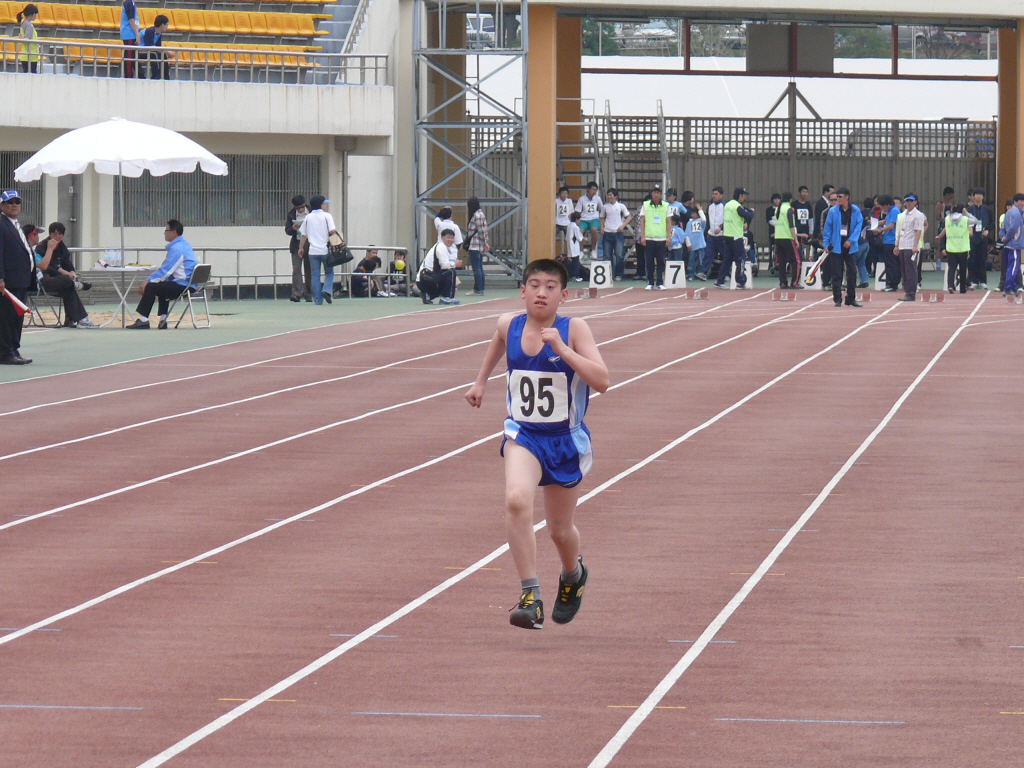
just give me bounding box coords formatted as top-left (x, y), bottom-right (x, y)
top-left (158, 314), bottom-right (167, 322)
top-left (138, 315), bottom-right (149, 323)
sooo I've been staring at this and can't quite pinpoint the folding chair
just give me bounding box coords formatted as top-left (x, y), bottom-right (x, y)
top-left (27, 283), bottom-right (64, 328)
top-left (168, 264), bottom-right (213, 329)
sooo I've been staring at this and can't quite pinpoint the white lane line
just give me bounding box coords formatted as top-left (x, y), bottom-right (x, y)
top-left (0, 313), bottom-right (502, 418)
top-left (585, 292), bottom-right (989, 768)
top-left (0, 341), bottom-right (489, 463)
top-left (0, 296), bottom-right (515, 389)
top-left (133, 299), bottom-right (901, 768)
top-left (0, 293), bottom-right (777, 532)
top-left (0, 292), bottom-right (752, 462)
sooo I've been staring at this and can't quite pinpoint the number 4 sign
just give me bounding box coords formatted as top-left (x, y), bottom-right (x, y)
top-left (589, 261), bottom-right (611, 290)
top-left (664, 261), bottom-right (687, 288)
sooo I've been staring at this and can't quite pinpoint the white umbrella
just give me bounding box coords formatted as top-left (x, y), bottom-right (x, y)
top-left (14, 117), bottom-right (228, 266)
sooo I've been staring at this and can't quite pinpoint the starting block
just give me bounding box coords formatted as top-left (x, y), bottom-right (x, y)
top-left (681, 288), bottom-right (708, 300)
top-left (918, 291), bottom-right (945, 303)
top-left (1007, 293), bottom-right (1023, 305)
top-left (730, 262), bottom-right (754, 290)
top-left (856, 291), bottom-right (872, 302)
top-left (574, 287), bottom-right (599, 299)
top-left (771, 290), bottom-right (796, 301)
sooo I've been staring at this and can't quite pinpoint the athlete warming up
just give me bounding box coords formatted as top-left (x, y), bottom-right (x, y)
top-left (465, 259), bottom-right (609, 630)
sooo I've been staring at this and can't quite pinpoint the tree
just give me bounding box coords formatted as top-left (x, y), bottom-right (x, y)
top-left (582, 18), bottom-right (618, 56)
top-left (834, 27), bottom-right (891, 58)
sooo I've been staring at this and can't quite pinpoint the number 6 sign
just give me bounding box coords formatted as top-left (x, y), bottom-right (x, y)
top-left (589, 261), bottom-right (611, 290)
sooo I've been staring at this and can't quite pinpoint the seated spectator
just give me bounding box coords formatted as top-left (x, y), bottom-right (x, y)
top-left (387, 249), bottom-right (409, 294)
top-left (351, 248), bottom-right (386, 297)
top-left (417, 228), bottom-right (462, 305)
top-left (139, 15), bottom-right (170, 80)
top-left (127, 219), bottom-right (195, 329)
top-left (28, 222), bottom-right (98, 328)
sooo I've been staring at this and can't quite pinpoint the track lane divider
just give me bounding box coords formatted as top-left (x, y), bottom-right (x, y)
top-left (131, 299), bottom-right (903, 768)
top-left (585, 292), bottom-right (990, 768)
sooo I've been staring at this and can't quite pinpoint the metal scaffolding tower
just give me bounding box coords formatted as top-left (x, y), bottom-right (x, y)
top-left (413, 0), bottom-right (527, 280)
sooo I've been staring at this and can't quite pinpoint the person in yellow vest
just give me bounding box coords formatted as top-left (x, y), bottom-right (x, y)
top-left (638, 185), bottom-right (671, 290)
top-left (773, 192), bottom-right (805, 289)
top-left (714, 187), bottom-right (755, 289)
top-left (17, 4), bottom-right (41, 74)
top-left (935, 203), bottom-right (975, 294)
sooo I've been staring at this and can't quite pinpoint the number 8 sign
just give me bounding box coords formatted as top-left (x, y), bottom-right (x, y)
top-left (589, 261), bottom-right (611, 290)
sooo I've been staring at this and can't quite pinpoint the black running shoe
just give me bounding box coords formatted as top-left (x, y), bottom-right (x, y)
top-left (551, 556), bottom-right (588, 625)
top-left (509, 589), bottom-right (544, 630)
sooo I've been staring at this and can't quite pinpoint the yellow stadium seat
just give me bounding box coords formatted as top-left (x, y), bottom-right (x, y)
top-left (138, 7), bottom-right (156, 27)
top-left (202, 10), bottom-right (225, 34)
top-left (233, 12), bottom-right (251, 35)
top-left (186, 11), bottom-right (206, 33)
top-left (248, 12), bottom-right (268, 36)
top-left (50, 3), bottom-right (70, 27)
top-left (167, 8), bottom-right (189, 32)
top-left (66, 5), bottom-right (86, 29)
top-left (35, 3), bottom-right (55, 26)
top-left (0, 4), bottom-right (13, 26)
top-left (79, 4), bottom-right (100, 29)
top-left (278, 14), bottom-right (302, 37)
top-left (99, 5), bottom-right (119, 31)
top-left (261, 13), bottom-right (284, 36)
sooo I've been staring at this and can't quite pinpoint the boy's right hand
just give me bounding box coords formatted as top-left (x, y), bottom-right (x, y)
top-left (464, 382), bottom-right (485, 408)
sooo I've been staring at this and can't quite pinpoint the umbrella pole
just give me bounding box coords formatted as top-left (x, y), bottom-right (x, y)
top-left (119, 166), bottom-right (126, 328)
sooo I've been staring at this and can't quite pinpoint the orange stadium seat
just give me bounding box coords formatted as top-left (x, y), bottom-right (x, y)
top-left (137, 7), bottom-right (156, 27)
top-left (98, 4), bottom-right (119, 30)
top-left (202, 10), bottom-right (224, 34)
top-left (50, 3), bottom-right (70, 27)
top-left (34, 3), bottom-right (55, 26)
top-left (186, 11), bottom-right (206, 33)
top-left (232, 12), bottom-right (252, 36)
top-left (248, 12), bottom-right (268, 36)
top-left (262, 12), bottom-right (284, 36)
top-left (65, 4), bottom-right (85, 28)
top-left (277, 14), bottom-right (300, 37)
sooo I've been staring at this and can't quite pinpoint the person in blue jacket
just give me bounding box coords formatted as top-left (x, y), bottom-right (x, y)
top-left (998, 193), bottom-right (1024, 297)
top-left (127, 219), bottom-right (196, 329)
top-left (822, 187), bottom-right (863, 308)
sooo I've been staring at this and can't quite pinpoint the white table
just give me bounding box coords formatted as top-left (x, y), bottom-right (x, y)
top-left (86, 266), bottom-right (152, 328)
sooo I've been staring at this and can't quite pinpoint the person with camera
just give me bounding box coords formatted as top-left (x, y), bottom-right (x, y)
top-left (418, 228), bottom-right (462, 305)
top-left (298, 195), bottom-right (341, 305)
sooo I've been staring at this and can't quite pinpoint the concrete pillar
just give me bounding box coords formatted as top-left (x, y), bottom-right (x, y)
top-left (427, 9), bottom-right (468, 205)
top-left (998, 27), bottom-right (1018, 205)
top-left (395, 0), bottom-right (415, 255)
top-left (527, 5), bottom-right (558, 261)
top-left (555, 17), bottom-right (583, 190)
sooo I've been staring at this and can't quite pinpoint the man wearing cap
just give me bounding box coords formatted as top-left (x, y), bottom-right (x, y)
top-left (715, 187), bottom-right (755, 289)
top-left (894, 193), bottom-right (927, 301)
top-left (0, 190), bottom-right (35, 363)
top-left (638, 185), bottom-right (670, 290)
top-left (822, 187), bottom-right (863, 308)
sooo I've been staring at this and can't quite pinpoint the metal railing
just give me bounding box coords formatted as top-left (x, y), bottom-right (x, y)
top-left (341, 0), bottom-right (373, 54)
top-left (0, 36), bottom-right (388, 85)
top-left (68, 244), bottom-right (411, 301)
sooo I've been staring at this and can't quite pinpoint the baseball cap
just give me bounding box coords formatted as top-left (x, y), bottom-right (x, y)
top-left (904, 193), bottom-right (918, 202)
top-left (1, 189), bottom-right (22, 203)
top-left (21, 224), bottom-right (44, 237)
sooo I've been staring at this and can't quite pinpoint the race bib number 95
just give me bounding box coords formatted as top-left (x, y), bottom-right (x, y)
top-left (508, 371), bottom-right (569, 423)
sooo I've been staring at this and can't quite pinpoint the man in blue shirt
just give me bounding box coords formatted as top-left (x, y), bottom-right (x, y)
top-left (127, 219), bottom-right (196, 329)
top-left (120, 0), bottom-right (141, 78)
top-left (998, 193), bottom-right (1024, 297)
top-left (822, 187), bottom-right (863, 307)
top-left (876, 194), bottom-right (900, 291)
top-left (139, 15), bottom-right (170, 80)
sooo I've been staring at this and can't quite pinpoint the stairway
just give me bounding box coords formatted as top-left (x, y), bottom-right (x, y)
top-left (556, 120), bottom-right (603, 194)
top-left (611, 154), bottom-right (663, 212)
top-left (315, 0), bottom-right (362, 54)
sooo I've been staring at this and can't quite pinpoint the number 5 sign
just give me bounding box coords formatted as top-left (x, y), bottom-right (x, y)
top-left (589, 261), bottom-right (611, 290)
top-left (664, 261), bottom-right (687, 288)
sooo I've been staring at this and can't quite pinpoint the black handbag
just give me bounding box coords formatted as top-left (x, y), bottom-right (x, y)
top-left (324, 244), bottom-right (353, 269)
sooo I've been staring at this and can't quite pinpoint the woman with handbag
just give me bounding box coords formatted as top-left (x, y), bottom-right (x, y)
top-left (298, 195), bottom-right (341, 305)
top-left (466, 196), bottom-right (490, 296)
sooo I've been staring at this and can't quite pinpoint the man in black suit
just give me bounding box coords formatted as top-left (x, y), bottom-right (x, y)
top-left (0, 190), bottom-right (36, 365)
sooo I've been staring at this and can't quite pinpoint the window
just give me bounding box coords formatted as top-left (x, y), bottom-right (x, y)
top-left (0, 152), bottom-right (45, 226)
top-left (116, 154), bottom-right (322, 226)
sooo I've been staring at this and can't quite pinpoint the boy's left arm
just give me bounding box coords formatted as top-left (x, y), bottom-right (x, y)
top-left (539, 319), bottom-right (609, 393)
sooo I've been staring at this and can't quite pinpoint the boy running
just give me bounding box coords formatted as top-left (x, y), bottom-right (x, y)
top-left (465, 259), bottom-right (609, 630)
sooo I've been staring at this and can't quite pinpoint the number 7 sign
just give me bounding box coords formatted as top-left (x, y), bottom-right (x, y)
top-left (664, 260), bottom-right (687, 288)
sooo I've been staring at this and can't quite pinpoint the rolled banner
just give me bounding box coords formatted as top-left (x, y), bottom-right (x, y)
top-left (3, 288), bottom-right (29, 316)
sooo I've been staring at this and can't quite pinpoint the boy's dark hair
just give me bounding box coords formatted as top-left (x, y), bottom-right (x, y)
top-left (863, 197), bottom-right (874, 210)
top-left (666, 187), bottom-right (677, 197)
top-left (1006, 199), bottom-right (1013, 207)
top-left (440, 228), bottom-right (455, 238)
top-left (607, 187), bottom-right (619, 197)
top-left (732, 186), bottom-right (745, 200)
top-left (689, 206), bottom-right (701, 216)
top-left (974, 186), bottom-right (985, 196)
top-left (836, 187), bottom-right (851, 197)
top-left (438, 206), bottom-right (452, 219)
top-left (570, 211), bottom-right (581, 222)
top-left (681, 190), bottom-right (694, 204)
top-left (291, 194), bottom-right (306, 207)
top-left (780, 192), bottom-right (792, 203)
top-left (771, 192), bottom-right (781, 201)
top-left (167, 219), bottom-right (184, 236)
top-left (154, 14), bottom-right (169, 26)
top-left (523, 258), bottom-right (568, 288)
top-left (48, 221), bottom-right (66, 235)
top-left (943, 186), bottom-right (954, 197)
top-left (558, 185), bottom-right (570, 194)
top-left (712, 186), bottom-right (724, 195)
top-left (1013, 193), bottom-right (1024, 203)
top-left (309, 195), bottom-right (325, 210)
top-left (951, 203), bottom-right (965, 214)
top-left (822, 184), bottom-right (834, 194)
top-left (798, 185), bottom-right (808, 193)
top-left (669, 215), bottom-right (679, 225)
top-left (878, 194), bottom-right (894, 206)
top-left (586, 181), bottom-right (597, 191)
